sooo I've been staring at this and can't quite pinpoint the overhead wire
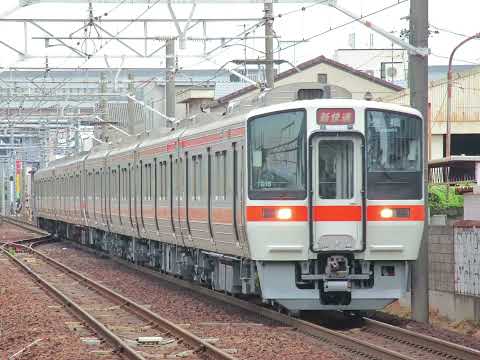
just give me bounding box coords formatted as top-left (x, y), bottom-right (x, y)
top-left (430, 24), bottom-right (480, 40)
top-left (274, 0), bottom-right (408, 54)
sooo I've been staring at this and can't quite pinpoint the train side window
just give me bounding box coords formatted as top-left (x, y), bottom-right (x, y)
top-left (144, 163), bottom-right (148, 201)
top-left (144, 162), bottom-right (152, 201)
top-left (128, 164), bottom-right (132, 219)
top-left (157, 160), bottom-right (167, 201)
top-left (124, 168), bottom-right (127, 201)
top-left (182, 155), bottom-right (187, 201)
top-left (122, 168), bottom-right (127, 201)
top-left (192, 154), bottom-right (202, 201)
top-left (100, 168), bottom-right (103, 211)
top-left (119, 168), bottom-right (122, 201)
top-left (157, 161), bottom-right (162, 201)
top-left (179, 158), bottom-right (183, 200)
top-left (139, 161), bottom-right (143, 211)
top-left (117, 166), bottom-right (122, 224)
top-left (154, 158), bottom-right (158, 205)
top-left (111, 169), bottom-right (114, 201)
top-left (148, 163), bottom-right (152, 201)
top-left (214, 150), bottom-right (227, 200)
top-left (163, 161), bottom-right (167, 200)
top-left (192, 155), bottom-right (196, 200)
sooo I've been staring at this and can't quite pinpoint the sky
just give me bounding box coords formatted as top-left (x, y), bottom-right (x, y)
top-left (0, 0), bottom-right (480, 71)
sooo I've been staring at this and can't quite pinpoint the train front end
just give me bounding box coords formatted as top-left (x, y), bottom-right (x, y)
top-left (245, 99), bottom-right (424, 311)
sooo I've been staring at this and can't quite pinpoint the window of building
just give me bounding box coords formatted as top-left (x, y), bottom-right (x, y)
top-left (317, 73), bottom-right (328, 84)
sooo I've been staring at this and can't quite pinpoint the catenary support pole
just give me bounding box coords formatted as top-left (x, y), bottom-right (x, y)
top-left (165, 39), bottom-right (176, 125)
top-left (409, 0), bottom-right (429, 323)
top-left (98, 72), bottom-right (108, 143)
top-left (264, 1), bottom-right (274, 89)
top-left (127, 73), bottom-right (135, 135)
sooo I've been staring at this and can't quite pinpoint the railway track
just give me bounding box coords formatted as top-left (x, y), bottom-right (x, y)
top-left (1, 219), bottom-right (236, 360)
top-left (0, 216), bottom-right (50, 246)
top-left (358, 317), bottom-right (480, 360)
top-left (4, 217), bottom-right (480, 360)
top-left (104, 253), bottom-right (480, 360)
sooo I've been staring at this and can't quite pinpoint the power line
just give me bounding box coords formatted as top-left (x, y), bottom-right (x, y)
top-left (430, 52), bottom-right (480, 65)
top-left (430, 24), bottom-right (480, 40)
top-left (274, 0), bottom-right (408, 54)
top-left (274, 0), bottom-right (330, 20)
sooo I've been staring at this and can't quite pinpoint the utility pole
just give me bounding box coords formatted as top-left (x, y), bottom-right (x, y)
top-left (446, 33), bottom-right (480, 159)
top-left (264, 1), bottom-right (275, 89)
top-left (74, 117), bottom-right (81, 153)
top-left (165, 39), bottom-right (176, 125)
top-left (98, 71), bottom-right (108, 143)
top-left (127, 72), bottom-right (135, 135)
top-left (409, 0), bottom-right (429, 323)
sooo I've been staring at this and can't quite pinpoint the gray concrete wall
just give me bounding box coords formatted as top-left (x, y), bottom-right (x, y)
top-left (428, 226), bottom-right (455, 293)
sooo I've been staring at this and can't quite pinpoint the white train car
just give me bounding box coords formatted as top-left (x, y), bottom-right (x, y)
top-left (35, 83), bottom-right (424, 312)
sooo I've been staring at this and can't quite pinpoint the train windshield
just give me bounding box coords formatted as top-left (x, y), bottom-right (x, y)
top-left (248, 109), bottom-right (307, 200)
top-left (366, 110), bottom-right (422, 199)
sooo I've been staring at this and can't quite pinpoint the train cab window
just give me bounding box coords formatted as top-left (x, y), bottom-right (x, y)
top-left (366, 110), bottom-right (422, 200)
top-left (247, 109), bottom-right (306, 200)
top-left (318, 140), bottom-right (354, 199)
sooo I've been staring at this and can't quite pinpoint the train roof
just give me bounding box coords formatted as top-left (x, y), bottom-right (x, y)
top-left (246, 98), bottom-right (423, 119)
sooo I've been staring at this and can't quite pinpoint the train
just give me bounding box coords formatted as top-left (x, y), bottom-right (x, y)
top-left (34, 82), bottom-right (424, 312)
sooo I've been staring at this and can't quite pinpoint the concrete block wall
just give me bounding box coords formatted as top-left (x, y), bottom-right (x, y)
top-left (428, 226), bottom-right (455, 293)
top-left (425, 225), bottom-right (480, 321)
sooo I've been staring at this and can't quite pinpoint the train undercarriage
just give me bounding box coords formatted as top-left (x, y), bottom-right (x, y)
top-left (39, 217), bottom-right (409, 312)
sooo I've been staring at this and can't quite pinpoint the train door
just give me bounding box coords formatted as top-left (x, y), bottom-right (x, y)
top-left (179, 152), bottom-right (194, 248)
top-left (188, 151), bottom-right (213, 251)
top-left (235, 142), bottom-right (249, 257)
top-left (310, 133), bottom-right (365, 252)
top-left (211, 146), bottom-right (240, 255)
top-left (171, 154), bottom-right (185, 246)
top-left (137, 160), bottom-right (144, 233)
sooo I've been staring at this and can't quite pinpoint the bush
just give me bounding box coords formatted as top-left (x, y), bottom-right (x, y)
top-left (429, 185), bottom-right (464, 215)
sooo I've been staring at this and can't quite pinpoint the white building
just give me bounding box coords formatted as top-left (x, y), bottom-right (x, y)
top-left (334, 48), bottom-right (408, 88)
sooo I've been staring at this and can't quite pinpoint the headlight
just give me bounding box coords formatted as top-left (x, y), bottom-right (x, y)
top-left (277, 208), bottom-right (293, 220)
top-left (380, 208), bottom-right (394, 219)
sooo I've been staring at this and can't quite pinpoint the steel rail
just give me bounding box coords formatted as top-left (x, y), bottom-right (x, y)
top-left (0, 217), bottom-right (51, 250)
top-left (1, 217), bottom-right (50, 237)
top-left (362, 317), bottom-right (480, 360)
top-left (65, 243), bottom-right (416, 360)
top-left (104, 252), bottom-right (480, 360)
top-left (1, 245), bottom-right (146, 360)
top-left (2, 239), bottom-right (236, 360)
top-left (12, 219), bottom-right (480, 360)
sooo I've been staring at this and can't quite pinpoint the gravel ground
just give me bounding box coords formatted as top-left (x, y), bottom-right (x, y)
top-left (371, 310), bottom-right (480, 351)
top-left (0, 253), bottom-right (120, 360)
top-left (40, 242), bottom-right (341, 360)
top-left (0, 221), bottom-right (40, 244)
